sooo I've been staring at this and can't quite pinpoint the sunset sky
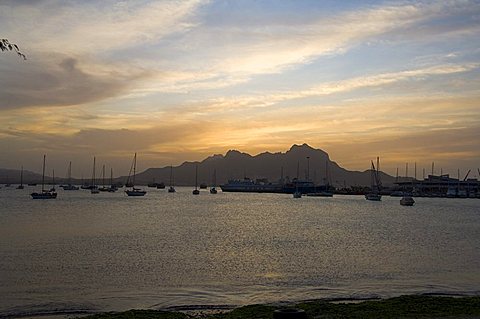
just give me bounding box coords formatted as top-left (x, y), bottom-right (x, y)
top-left (1, 0), bottom-right (479, 178)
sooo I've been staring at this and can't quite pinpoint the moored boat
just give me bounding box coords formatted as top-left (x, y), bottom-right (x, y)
top-left (365, 157), bottom-right (382, 201)
top-left (168, 165), bottom-right (176, 193)
top-left (125, 153), bottom-right (146, 196)
top-left (62, 161), bottom-right (79, 190)
top-left (90, 157), bottom-right (100, 194)
top-left (192, 165), bottom-right (200, 195)
top-left (210, 169), bottom-right (218, 194)
top-left (31, 155), bottom-right (57, 199)
top-left (400, 195), bottom-right (415, 206)
top-left (16, 166), bottom-right (24, 189)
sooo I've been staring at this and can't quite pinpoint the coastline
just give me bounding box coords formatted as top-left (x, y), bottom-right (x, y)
top-left (6, 295), bottom-right (480, 319)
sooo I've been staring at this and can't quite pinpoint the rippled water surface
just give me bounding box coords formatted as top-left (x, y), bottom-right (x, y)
top-left (1, 187), bottom-right (479, 316)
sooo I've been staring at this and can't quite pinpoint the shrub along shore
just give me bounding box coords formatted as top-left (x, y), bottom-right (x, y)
top-left (85, 295), bottom-right (480, 319)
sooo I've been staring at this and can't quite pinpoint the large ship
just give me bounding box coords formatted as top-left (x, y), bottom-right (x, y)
top-left (220, 177), bottom-right (317, 194)
top-left (220, 177), bottom-right (283, 193)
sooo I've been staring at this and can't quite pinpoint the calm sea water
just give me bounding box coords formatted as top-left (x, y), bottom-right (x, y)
top-left (1, 187), bottom-right (479, 316)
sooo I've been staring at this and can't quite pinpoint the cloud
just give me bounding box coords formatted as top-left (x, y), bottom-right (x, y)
top-left (181, 63), bottom-right (480, 114)
top-left (0, 0), bottom-right (207, 54)
top-left (0, 54), bottom-right (152, 109)
top-left (164, 0), bottom-right (480, 85)
top-left (2, 0), bottom-right (478, 100)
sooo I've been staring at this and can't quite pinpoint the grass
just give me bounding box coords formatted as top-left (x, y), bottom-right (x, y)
top-left (85, 295), bottom-right (480, 319)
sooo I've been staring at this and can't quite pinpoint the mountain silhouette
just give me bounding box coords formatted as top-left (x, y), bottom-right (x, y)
top-left (0, 144), bottom-right (395, 187)
top-left (133, 143), bottom-right (395, 187)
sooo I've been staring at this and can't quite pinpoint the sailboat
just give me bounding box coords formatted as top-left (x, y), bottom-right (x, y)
top-left (293, 161), bottom-right (302, 198)
top-left (31, 155), bottom-right (57, 199)
top-left (50, 169), bottom-right (56, 192)
top-left (365, 157), bottom-right (382, 201)
top-left (210, 169), bottom-right (218, 194)
top-left (108, 168), bottom-right (118, 192)
top-left (168, 165), bottom-right (176, 193)
top-left (16, 166), bottom-right (24, 189)
top-left (98, 165), bottom-right (109, 191)
top-left (125, 153), bottom-right (147, 196)
top-left (400, 163), bottom-right (415, 206)
top-left (91, 157), bottom-right (100, 194)
top-left (293, 184), bottom-right (302, 198)
top-left (63, 161), bottom-right (79, 190)
top-left (192, 165), bottom-right (200, 195)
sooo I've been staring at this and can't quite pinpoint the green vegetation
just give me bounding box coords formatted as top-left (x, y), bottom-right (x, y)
top-left (85, 295), bottom-right (480, 319)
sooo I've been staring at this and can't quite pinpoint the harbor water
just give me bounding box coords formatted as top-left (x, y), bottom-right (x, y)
top-left (0, 187), bottom-right (479, 316)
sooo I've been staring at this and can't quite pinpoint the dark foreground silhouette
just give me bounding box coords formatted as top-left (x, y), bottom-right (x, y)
top-left (86, 295), bottom-right (480, 319)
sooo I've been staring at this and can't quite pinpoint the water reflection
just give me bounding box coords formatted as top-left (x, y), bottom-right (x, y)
top-left (0, 187), bottom-right (479, 316)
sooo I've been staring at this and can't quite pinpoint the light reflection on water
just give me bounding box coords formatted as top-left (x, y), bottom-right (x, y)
top-left (0, 187), bottom-right (479, 316)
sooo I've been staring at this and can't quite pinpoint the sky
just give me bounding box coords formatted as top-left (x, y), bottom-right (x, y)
top-left (0, 0), bottom-right (479, 178)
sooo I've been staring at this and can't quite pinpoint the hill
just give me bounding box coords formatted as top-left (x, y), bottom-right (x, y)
top-left (131, 144), bottom-right (394, 187)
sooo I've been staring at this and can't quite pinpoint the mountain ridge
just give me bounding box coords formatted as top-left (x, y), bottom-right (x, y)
top-left (0, 144), bottom-right (395, 187)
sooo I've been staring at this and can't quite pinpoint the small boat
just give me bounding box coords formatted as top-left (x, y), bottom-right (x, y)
top-left (156, 182), bottom-right (165, 189)
top-left (125, 153), bottom-right (146, 196)
top-left (63, 184), bottom-right (79, 190)
top-left (168, 165), bottom-right (176, 193)
top-left (31, 155), bottom-right (57, 199)
top-left (147, 179), bottom-right (158, 188)
top-left (16, 166), bottom-right (24, 189)
top-left (90, 157), bottom-right (100, 194)
top-left (400, 195), bottom-right (415, 206)
top-left (108, 168), bottom-right (118, 192)
top-left (210, 169), bottom-right (218, 194)
top-left (365, 193), bottom-right (382, 201)
top-left (28, 183), bottom-right (37, 186)
top-left (193, 165), bottom-right (200, 195)
top-left (293, 161), bottom-right (302, 198)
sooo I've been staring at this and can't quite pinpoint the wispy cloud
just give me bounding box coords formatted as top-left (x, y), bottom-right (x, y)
top-left (0, 0), bottom-right (208, 54)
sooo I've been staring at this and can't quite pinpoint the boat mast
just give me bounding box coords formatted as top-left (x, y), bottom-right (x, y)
top-left (41, 154), bottom-right (46, 192)
top-left (371, 161), bottom-right (375, 191)
top-left (20, 165), bottom-right (23, 187)
top-left (102, 164), bottom-right (105, 187)
top-left (195, 164), bottom-right (198, 190)
top-left (133, 153), bottom-right (137, 187)
top-left (92, 157), bottom-right (96, 187)
top-left (376, 157), bottom-right (381, 189)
